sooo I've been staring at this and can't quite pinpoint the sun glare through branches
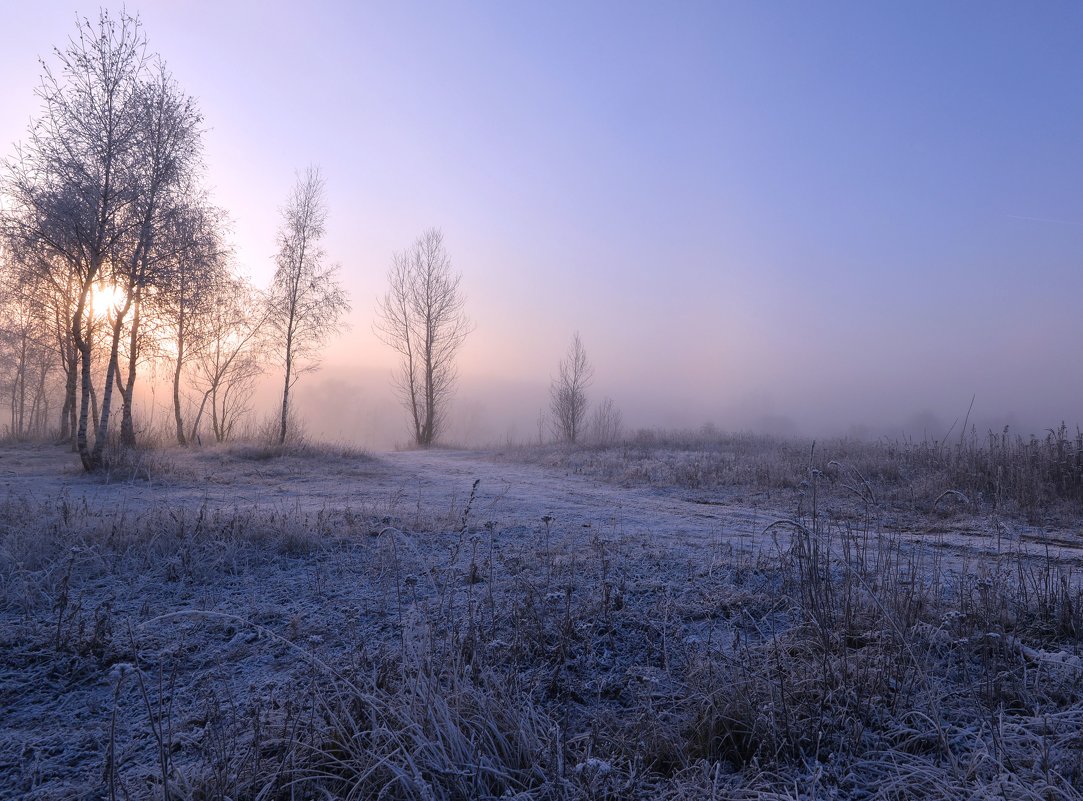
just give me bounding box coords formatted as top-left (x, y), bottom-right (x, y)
top-left (89, 282), bottom-right (125, 318)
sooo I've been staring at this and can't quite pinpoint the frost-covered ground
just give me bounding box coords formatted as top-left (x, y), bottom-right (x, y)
top-left (2, 443), bottom-right (1082, 800)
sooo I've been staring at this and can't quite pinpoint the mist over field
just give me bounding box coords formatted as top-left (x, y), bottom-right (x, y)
top-left (4, 1), bottom-right (1081, 449)
top-left (282, 370), bottom-right (1037, 452)
top-left (2, 6), bottom-right (1083, 800)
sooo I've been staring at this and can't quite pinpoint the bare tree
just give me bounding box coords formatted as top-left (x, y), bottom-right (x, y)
top-left (150, 201), bottom-right (229, 445)
top-left (47, 269), bottom-right (80, 443)
top-left (0, 233), bottom-right (79, 444)
top-left (550, 331), bottom-right (593, 444)
top-left (2, 11), bottom-right (147, 469)
top-left (589, 396), bottom-right (623, 445)
top-left (106, 63), bottom-right (206, 450)
top-left (375, 228), bottom-right (470, 447)
top-left (191, 276), bottom-right (266, 443)
top-left (266, 167), bottom-right (350, 445)
top-left (3, 11), bottom-right (212, 468)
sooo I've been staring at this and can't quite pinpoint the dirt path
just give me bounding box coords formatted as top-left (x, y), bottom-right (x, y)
top-left (4, 445), bottom-right (780, 801)
top-left (382, 448), bottom-right (778, 549)
top-left (0, 444), bottom-right (773, 543)
top-left (392, 449), bottom-right (1083, 568)
top-left (3, 445), bottom-right (1082, 567)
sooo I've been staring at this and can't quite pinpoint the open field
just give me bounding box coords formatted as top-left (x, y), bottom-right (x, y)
top-left (2, 438), bottom-right (1082, 800)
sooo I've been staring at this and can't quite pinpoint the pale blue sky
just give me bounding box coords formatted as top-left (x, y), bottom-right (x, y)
top-left (2, 2), bottom-right (1081, 442)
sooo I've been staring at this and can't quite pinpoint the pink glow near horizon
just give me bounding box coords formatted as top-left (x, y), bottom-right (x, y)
top-left (2, 2), bottom-right (1081, 446)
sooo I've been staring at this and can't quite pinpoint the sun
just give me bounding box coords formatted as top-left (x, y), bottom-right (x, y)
top-left (89, 282), bottom-right (125, 317)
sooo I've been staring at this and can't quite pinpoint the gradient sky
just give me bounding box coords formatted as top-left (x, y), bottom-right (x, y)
top-left (2, 2), bottom-right (1081, 445)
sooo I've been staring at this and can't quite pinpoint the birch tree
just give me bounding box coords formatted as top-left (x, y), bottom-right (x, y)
top-left (101, 63), bottom-right (204, 454)
top-left (266, 167), bottom-right (350, 445)
top-left (2, 11), bottom-right (146, 469)
top-left (154, 202), bottom-right (228, 445)
top-left (107, 63), bottom-right (205, 450)
top-left (0, 243), bottom-right (67, 440)
top-left (2, 11), bottom-right (210, 468)
top-left (0, 253), bottom-right (55, 438)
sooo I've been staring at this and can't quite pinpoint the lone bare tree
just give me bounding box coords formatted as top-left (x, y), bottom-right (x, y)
top-left (375, 228), bottom-right (470, 447)
top-left (550, 331), bottom-right (593, 444)
top-left (266, 167), bottom-right (350, 445)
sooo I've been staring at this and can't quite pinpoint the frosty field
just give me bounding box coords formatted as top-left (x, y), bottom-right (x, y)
top-left (2, 438), bottom-right (1081, 800)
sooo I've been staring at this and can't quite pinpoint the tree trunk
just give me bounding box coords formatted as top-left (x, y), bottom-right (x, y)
top-left (59, 352), bottom-right (76, 446)
top-left (279, 348), bottom-right (292, 445)
top-left (173, 316), bottom-right (186, 446)
top-left (90, 307), bottom-right (128, 467)
top-left (75, 336), bottom-right (94, 470)
top-left (119, 287), bottom-right (142, 448)
top-left (55, 300), bottom-right (76, 444)
top-left (423, 357), bottom-right (435, 446)
top-left (190, 388), bottom-right (211, 445)
top-left (59, 389), bottom-right (72, 443)
top-left (211, 383), bottom-right (223, 442)
top-left (73, 279), bottom-right (96, 470)
top-left (421, 318), bottom-right (435, 446)
top-left (7, 371), bottom-right (16, 437)
top-left (278, 302), bottom-right (296, 445)
top-left (16, 333), bottom-right (29, 437)
top-left (32, 359), bottom-right (48, 437)
top-left (89, 378), bottom-right (99, 439)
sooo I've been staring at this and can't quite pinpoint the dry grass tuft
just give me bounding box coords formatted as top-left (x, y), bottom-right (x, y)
top-left (503, 424), bottom-right (1083, 523)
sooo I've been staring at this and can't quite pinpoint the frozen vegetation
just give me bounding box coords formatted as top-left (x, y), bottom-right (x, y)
top-left (1, 432), bottom-right (1081, 800)
top-left (3, 10), bottom-right (1082, 799)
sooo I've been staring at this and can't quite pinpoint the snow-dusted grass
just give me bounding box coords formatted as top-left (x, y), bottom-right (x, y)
top-left (507, 424), bottom-right (1083, 523)
top-left (1, 442), bottom-right (1081, 799)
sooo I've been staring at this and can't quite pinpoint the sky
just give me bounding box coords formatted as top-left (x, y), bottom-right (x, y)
top-left (2, 1), bottom-right (1081, 446)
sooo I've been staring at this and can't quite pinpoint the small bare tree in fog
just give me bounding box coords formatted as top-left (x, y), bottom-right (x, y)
top-left (589, 396), bottom-right (623, 445)
top-left (267, 167), bottom-right (350, 445)
top-left (191, 276), bottom-right (266, 443)
top-left (550, 331), bottom-right (593, 444)
top-left (375, 228), bottom-right (470, 447)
